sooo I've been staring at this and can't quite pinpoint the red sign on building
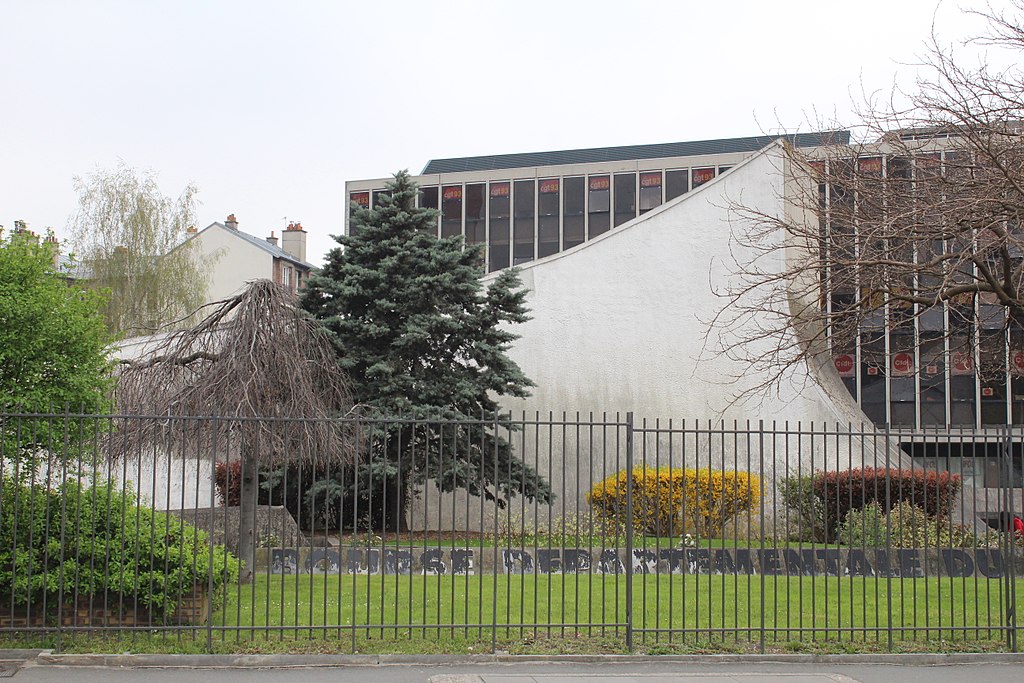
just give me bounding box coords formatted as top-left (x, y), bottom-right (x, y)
top-left (892, 353), bottom-right (914, 376)
top-left (1012, 350), bottom-right (1024, 374)
top-left (834, 354), bottom-right (855, 377)
top-left (951, 352), bottom-right (974, 375)
top-left (640, 172), bottom-right (662, 188)
top-left (692, 167), bottom-right (716, 187)
top-left (350, 192), bottom-right (370, 208)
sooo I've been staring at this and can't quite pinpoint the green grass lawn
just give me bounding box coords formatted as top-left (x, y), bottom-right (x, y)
top-left (4, 574), bottom-right (1019, 655)
top-left (210, 573), bottom-right (1023, 645)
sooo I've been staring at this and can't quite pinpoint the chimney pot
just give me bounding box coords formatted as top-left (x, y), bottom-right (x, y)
top-left (281, 220), bottom-right (308, 262)
top-left (266, 230), bottom-right (279, 247)
top-left (225, 214), bottom-right (239, 230)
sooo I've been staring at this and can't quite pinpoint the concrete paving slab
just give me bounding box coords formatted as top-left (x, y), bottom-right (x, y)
top-left (429, 674), bottom-right (863, 683)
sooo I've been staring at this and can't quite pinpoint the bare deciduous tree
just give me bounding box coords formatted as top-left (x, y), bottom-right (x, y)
top-left (718, 2), bottom-right (1024, 400)
top-left (116, 280), bottom-right (360, 581)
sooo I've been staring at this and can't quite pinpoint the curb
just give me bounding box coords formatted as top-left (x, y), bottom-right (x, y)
top-left (31, 651), bottom-right (1024, 668)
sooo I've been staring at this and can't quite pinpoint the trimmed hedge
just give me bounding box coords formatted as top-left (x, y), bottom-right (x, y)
top-left (0, 478), bottom-right (239, 617)
top-left (587, 466), bottom-right (761, 538)
top-left (813, 467), bottom-right (961, 539)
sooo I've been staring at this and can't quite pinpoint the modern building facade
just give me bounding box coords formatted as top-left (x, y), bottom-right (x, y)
top-left (346, 132), bottom-right (845, 273)
top-left (346, 132), bottom-right (1024, 461)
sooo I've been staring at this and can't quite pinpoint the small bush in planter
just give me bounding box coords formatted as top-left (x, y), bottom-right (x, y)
top-left (0, 477), bottom-right (240, 619)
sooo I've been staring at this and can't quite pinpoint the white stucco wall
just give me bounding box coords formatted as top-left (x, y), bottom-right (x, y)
top-left (191, 224), bottom-right (274, 302)
top-left (416, 144), bottom-right (915, 531)
top-left (493, 144), bottom-right (855, 424)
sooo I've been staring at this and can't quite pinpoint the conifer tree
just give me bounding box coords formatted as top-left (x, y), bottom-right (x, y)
top-left (302, 171), bottom-right (551, 531)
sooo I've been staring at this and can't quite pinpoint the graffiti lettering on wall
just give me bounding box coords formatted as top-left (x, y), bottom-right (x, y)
top-left (262, 547), bottom-right (1021, 578)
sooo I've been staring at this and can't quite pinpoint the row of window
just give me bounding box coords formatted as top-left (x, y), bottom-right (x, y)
top-left (818, 149), bottom-right (1023, 428)
top-left (350, 166), bottom-right (731, 272)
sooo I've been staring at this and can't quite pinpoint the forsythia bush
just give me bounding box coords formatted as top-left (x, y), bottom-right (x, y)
top-left (587, 466), bottom-right (761, 537)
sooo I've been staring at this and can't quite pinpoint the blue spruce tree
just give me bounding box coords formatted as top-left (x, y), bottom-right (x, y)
top-left (302, 171), bottom-right (552, 531)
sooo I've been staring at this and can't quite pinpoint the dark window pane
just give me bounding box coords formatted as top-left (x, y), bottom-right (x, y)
top-left (489, 182), bottom-right (510, 271)
top-left (538, 178), bottom-right (559, 258)
top-left (588, 175), bottom-right (610, 237)
top-left (861, 333), bottom-right (886, 425)
top-left (981, 330), bottom-right (1007, 425)
top-left (465, 183), bottom-right (486, 246)
top-left (614, 173), bottom-right (636, 227)
top-left (920, 336), bottom-right (946, 425)
top-left (513, 179), bottom-right (534, 265)
top-left (891, 401), bottom-right (916, 427)
top-left (419, 186), bottom-right (438, 210)
top-left (441, 185), bottom-right (462, 238)
top-left (417, 186), bottom-right (439, 235)
top-left (372, 189), bottom-right (391, 208)
top-left (639, 171), bottom-right (662, 214)
top-left (563, 177), bottom-right (585, 249)
top-left (666, 169), bottom-right (689, 200)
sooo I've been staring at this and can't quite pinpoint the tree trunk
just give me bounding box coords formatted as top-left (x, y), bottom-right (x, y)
top-left (237, 453), bottom-right (259, 583)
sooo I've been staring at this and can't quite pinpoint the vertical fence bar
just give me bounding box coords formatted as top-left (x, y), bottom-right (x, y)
top-left (1003, 427), bottom-right (1018, 651)
top-left (624, 411), bottom-right (634, 652)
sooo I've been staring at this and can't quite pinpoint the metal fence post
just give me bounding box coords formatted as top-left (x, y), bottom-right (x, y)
top-left (1003, 427), bottom-right (1018, 652)
top-left (624, 412), bottom-right (634, 652)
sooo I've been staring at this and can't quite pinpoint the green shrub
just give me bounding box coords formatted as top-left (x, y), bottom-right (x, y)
top-left (587, 466), bottom-right (761, 538)
top-left (0, 478), bottom-right (239, 617)
top-left (778, 475), bottom-right (828, 543)
top-left (837, 501), bottom-right (975, 548)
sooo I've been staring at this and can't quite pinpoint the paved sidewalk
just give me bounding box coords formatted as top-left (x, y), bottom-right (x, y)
top-left (10, 658), bottom-right (1024, 683)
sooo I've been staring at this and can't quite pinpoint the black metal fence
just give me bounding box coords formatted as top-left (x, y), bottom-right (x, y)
top-left (0, 411), bottom-right (1020, 651)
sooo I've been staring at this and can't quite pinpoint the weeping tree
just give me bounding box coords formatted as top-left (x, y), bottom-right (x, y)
top-left (115, 280), bottom-right (359, 581)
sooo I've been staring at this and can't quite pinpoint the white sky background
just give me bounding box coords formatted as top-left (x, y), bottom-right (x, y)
top-left (0, 0), bottom-right (1014, 266)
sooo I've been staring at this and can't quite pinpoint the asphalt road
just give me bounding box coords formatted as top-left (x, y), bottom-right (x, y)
top-left (8, 660), bottom-right (1024, 683)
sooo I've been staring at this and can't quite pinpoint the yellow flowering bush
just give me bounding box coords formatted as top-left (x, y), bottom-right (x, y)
top-left (586, 466), bottom-right (761, 538)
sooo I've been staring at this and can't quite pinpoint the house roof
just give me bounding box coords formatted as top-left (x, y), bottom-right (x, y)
top-left (421, 131), bottom-right (851, 175)
top-left (198, 222), bottom-right (314, 269)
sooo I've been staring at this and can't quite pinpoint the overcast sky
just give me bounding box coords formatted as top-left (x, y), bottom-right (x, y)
top-left (0, 0), bottom-right (1012, 266)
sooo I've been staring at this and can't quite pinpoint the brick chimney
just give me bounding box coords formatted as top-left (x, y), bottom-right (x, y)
top-left (225, 214), bottom-right (239, 231)
top-left (281, 221), bottom-right (307, 263)
top-left (266, 230), bottom-right (278, 247)
top-left (44, 233), bottom-right (60, 269)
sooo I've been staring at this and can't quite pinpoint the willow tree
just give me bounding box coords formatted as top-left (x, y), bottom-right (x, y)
top-left (116, 280), bottom-right (359, 581)
top-left (70, 164), bottom-right (214, 338)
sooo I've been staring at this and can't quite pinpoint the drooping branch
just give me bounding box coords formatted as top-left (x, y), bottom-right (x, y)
top-left (114, 279), bottom-right (361, 467)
